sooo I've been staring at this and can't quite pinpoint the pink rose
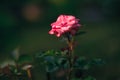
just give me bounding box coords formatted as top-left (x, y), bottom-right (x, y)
top-left (49, 15), bottom-right (81, 37)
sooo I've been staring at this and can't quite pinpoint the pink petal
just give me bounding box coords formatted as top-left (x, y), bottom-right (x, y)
top-left (49, 30), bottom-right (54, 34)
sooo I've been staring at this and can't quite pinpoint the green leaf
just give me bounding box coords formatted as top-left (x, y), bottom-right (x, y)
top-left (45, 50), bottom-right (61, 56)
top-left (36, 50), bottom-right (61, 58)
top-left (90, 58), bottom-right (105, 66)
top-left (35, 51), bottom-right (47, 58)
top-left (56, 58), bottom-right (69, 69)
top-left (74, 57), bottom-right (104, 70)
top-left (44, 56), bottom-right (55, 63)
top-left (46, 62), bottom-right (58, 72)
top-left (74, 57), bottom-right (90, 70)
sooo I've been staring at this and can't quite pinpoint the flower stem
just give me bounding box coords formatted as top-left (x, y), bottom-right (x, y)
top-left (66, 35), bottom-right (74, 80)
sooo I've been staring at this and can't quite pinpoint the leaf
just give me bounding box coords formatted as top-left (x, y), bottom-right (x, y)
top-left (35, 51), bottom-right (47, 58)
top-left (44, 56), bottom-right (55, 62)
top-left (90, 58), bottom-right (105, 66)
top-left (46, 62), bottom-right (58, 72)
top-left (57, 58), bottom-right (66, 65)
top-left (74, 57), bottom-right (90, 70)
top-left (74, 57), bottom-right (105, 70)
top-left (36, 50), bottom-right (61, 58)
top-left (45, 50), bottom-right (55, 55)
top-left (56, 58), bottom-right (69, 69)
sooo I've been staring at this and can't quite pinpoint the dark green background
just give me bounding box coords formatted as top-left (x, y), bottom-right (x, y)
top-left (0, 0), bottom-right (120, 80)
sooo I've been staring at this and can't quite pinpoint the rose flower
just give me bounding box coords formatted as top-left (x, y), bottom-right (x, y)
top-left (49, 15), bottom-right (81, 37)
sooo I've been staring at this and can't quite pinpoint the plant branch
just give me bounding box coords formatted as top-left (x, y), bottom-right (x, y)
top-left (66, 35), bottom-right (74, 80)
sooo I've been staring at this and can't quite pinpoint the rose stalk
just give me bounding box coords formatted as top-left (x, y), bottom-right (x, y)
top-left (66, 34), bottom-right (74, 80)
top-left (49, 15), bottom-right (81, 80)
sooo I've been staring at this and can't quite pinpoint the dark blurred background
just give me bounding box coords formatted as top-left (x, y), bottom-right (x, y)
top-left (0, 0), bottom-right (120, 80)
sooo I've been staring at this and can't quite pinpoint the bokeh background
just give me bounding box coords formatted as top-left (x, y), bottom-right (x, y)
top-left (0, 0), bottom-right (120, 80)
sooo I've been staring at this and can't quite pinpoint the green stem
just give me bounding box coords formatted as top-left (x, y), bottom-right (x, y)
top-left (66, 35), bottom-right (74, 80)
